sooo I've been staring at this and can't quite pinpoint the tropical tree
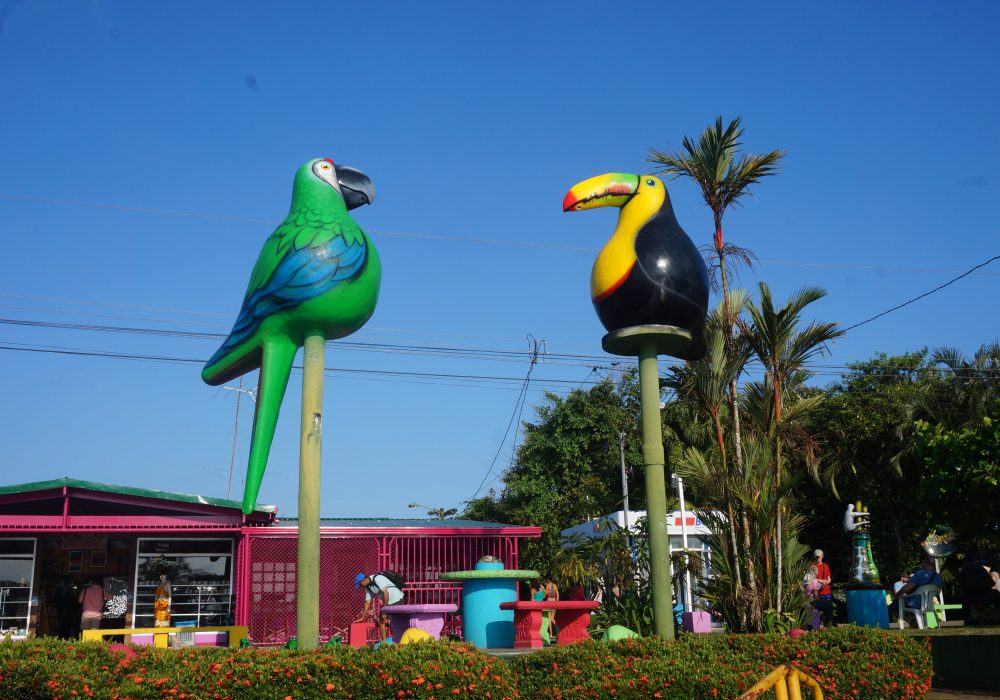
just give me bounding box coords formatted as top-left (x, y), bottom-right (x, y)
top-left (462, 372), bottom-right (650, 569)
top-left (923, 343), bottom-right (1000, 427)
top-left (913, 401), bottom-right (1000, 554)
top-left (407, 503), bottom-right (458, 519)
top-left (676, 438), bottom-right (811, 631)
top-left (740, 282), bottom-right (843, 613)
top-left (648, 116), bottom-right (784, 495)
top-left (665, 297), bottom-right (757, 627)
top-left (799, 351), bottom-right (937, 579)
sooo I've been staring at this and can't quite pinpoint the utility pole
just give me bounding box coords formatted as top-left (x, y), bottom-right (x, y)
top-left (620, 431), bottom-right (630, 533)
top-left (223, 380), bottom-right (257, 500)
top-left (673, 473), bottom-right (693, 613)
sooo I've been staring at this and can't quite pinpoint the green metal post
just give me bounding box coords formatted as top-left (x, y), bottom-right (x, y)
top-left (297, 332), bottom-right (324, 650)
top-left (638, 340), bottom-right (675, 640)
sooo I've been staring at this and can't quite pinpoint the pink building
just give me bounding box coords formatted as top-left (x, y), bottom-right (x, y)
top-left (0, 479), bottom-right (539, 644)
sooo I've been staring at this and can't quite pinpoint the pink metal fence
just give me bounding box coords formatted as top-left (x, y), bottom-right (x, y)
top-left (240, 533), bottom-right (519, 645)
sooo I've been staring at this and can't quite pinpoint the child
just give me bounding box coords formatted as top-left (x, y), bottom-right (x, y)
top-left (802, 565), bottom-right (823, 601)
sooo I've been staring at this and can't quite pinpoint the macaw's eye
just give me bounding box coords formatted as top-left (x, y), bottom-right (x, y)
top-left (646, 179), bottom-right (655, 186)
top-left (321, 163), bottom-right (331, 170)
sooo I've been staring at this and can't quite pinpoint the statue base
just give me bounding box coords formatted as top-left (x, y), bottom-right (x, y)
top-left (602, 325), bottom-right (700, 360)
top-left (846, 588), bottom-right (889, 629)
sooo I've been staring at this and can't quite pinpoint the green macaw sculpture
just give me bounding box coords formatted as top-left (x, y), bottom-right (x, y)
top-left (202, 158), bottom-right (381, 513)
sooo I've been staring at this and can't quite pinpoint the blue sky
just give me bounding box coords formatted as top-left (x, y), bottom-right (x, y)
top-left (0, 1), bottom-right (997, 519)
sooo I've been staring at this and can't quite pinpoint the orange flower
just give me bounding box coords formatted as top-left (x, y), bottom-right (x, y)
top-left (326, 683), bottom-right (335, 691)
top-left (413, 677), bottom-right (425, 684)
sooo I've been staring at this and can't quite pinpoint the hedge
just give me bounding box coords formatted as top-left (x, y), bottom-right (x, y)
top-left (0, 638), bottom-right (517, 700)
top-left (509, 626), bottom-right (933, 699)
top-left (0, 626), bottom-right (932, 699)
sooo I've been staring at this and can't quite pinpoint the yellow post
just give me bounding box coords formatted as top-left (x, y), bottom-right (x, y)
top-left (774, 675), bottom-right (789, 700)
top-left (736, 665), bottom-right (824, 700)
top-left (787, 670), bottom-right (802, 700)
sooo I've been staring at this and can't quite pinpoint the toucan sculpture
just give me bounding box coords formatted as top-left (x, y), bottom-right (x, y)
top-left (563, 173), bottom-right (709, 356)
top-left (202, 158), bottom-right (381, 513)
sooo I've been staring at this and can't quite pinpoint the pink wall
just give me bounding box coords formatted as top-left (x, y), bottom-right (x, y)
top-left (239, 532), bottom-right (521, 646)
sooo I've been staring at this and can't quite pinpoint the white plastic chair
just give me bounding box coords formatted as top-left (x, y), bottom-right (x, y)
top-left (897, 584), bottom-right (941, 630)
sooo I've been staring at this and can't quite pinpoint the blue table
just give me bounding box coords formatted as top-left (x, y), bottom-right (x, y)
top-left (846, 587), bottom-right (889, 629)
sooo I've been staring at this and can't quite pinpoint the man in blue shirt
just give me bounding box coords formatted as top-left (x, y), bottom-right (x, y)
top-left (894, 556), bottom-right (942, 608)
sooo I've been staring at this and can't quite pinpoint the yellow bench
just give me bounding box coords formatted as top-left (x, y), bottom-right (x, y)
top-left (82, 625), bottom-right (247, 649)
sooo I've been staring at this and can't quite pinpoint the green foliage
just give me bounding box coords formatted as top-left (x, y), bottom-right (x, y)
top-left (647, 116), bottom-right (785, 226)
top-left (914, 402), bottom-right (1000, 552)
top-left (802, 345), bottom-right (1000, 583)
top-left (461, 372), bottom-right (660, 571)
top-left (589, 587), bottom-right (657, 639)
top-left (800, 350), bottom-right (941, 581)
top-left (508, 626), bottom-right (932, 699)
top-left (0, 637), bottom-right (517, 700)
top-left (2, 629), bottom-right (931, 700)
top-left (760, 608), bottom-right (799, 635)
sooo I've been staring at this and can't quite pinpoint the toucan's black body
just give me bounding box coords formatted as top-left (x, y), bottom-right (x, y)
top-left (594, 194), bottom-right (709, 338)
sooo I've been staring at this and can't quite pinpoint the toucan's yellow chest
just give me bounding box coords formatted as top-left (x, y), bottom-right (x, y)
top-left (590, 187), bottom-right (664, 301)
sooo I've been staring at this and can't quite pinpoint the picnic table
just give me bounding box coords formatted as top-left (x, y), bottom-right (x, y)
top-left (499, 600), bottom-right (599, 648)
top-left (440, 561), bottom-right (539, 649)
top-left (380, 603), bottom-right (458, 641)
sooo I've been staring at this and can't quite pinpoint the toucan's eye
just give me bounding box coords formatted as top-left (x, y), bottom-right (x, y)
top-left (646, 179), bottom-right (655, 186)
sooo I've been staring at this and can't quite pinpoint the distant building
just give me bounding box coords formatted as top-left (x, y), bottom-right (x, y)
top-left (560, 509), bottom-right (718, 604)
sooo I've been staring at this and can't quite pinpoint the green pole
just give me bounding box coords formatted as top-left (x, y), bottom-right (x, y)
top-left (638, 340), bottom-right (675, 640)
top-left (297, 331), bottom-right (324, 650)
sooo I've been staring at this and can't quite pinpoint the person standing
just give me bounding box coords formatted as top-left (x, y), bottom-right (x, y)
top-left (543, 575), bottom-right (560, 634)
top-left (78, 577), bottom-right (111, 634)
top-left (354, 572), bottom-right (403, 640)
top-left (811, 549), bottom-right (833, 627)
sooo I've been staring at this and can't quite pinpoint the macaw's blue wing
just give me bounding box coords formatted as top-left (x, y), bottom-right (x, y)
top-left (203, 234), bottom-right (367, 381)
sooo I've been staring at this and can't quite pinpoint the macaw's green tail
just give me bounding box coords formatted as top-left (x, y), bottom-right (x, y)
top-left (243, 338), bottom-right (297, 514)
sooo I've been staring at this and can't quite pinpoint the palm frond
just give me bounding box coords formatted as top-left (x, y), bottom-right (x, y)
top-left (647, 116), bottom-right (783, 217)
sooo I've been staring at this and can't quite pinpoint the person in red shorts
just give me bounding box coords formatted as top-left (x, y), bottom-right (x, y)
top-left (811, 549), bottom-right (833, 627)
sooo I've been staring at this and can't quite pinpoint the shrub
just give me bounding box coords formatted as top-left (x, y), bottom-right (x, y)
top-left (508, 626), bottom-right (933, 699)
top-left (0, 627), bottom-right (932, 699)
top-left (0, 637), bottom-right (517, 699)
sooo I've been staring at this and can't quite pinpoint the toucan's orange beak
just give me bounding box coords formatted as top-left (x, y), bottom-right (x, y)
top-left (563, 173), bottom-right (639, 212)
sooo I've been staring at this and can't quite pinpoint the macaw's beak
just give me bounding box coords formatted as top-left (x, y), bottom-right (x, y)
top-left (338, 165), bottom-right (375, 210)
top-left (563, 173), bottom-right (639, 212)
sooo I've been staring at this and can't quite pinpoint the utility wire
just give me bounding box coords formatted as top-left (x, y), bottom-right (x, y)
top-left (4, 314), bottom-right (999, 381)
top-left (843, 255), bottom-right (1000, 332)
top-left (0, 341), bottom-right (596, 387)
top-left (467, 337), bottom-right (542, 503)
top-left (4, 191), bottom-right (999, 275)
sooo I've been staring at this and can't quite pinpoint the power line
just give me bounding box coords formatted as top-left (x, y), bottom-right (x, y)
top-left (0, 341), bottom-right (598, 388)
top-left (843, 255), bottom-right (1000, 332)
top-left (6, 313), bottom-right (1000, 382)
top-left (4, 191), bottom-right (999, 276)
top-left (6, 312), bottom-right (1000, 382)
top-left (0, 315), bottom-right (610, 367)
top-left (467, 337), bottom-right (543, 503)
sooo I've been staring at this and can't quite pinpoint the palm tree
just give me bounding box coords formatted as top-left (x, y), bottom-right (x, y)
top-left (666, 295), bottom-right (755, 627)
top-left (678, 438), bottom-right (809, 631)
top-left (648, 116), bottom-right (784, 512)
top-left (740, 282), bottom-right (844, 613)
top-left (926, 343), bottom-right (1000, 426)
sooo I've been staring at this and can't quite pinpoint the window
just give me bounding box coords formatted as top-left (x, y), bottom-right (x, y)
top-left (0, 538), bottom-right (36, 636)
top-left (133, 539), bottom-right (233, 628)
